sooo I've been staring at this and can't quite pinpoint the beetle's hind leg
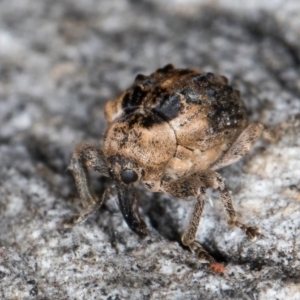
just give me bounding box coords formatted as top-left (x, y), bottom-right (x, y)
top-left (215, 174), bottom-right (261, 240)
top-left (68, 143), bottom-right (109, 224)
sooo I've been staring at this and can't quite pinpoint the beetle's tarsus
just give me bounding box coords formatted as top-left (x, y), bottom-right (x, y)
top-left (234, 222), bottom-right (262, 241)
top-left (189, 242), bottom-right (215, 264)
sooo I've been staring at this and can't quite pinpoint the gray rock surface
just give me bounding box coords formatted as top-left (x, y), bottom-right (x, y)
top-left (0, 0), bottom-right (300, 299)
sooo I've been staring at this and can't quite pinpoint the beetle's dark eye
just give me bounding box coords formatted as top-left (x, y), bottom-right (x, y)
top-left (120, 169), bottom-right (138, 184)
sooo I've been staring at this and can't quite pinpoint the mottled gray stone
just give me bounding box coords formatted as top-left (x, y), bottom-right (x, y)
top-left (0, 0), bottom-right (299, 299)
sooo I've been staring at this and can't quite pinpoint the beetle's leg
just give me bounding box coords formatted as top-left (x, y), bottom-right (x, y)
top-left (211, 123), bottom-right (263, 170)
top-left (161, 178), bottom-right (215, 263)
top-left (161, 169), bottom-right (260, 264)
top-left (215, 173), bottom-right (260, 240)
top-left (68, 143), bottom-right (109, 223)
top-left (181, 189), bottom-right (215, 264)
top-left (76, 190), bottom-right (107, 224)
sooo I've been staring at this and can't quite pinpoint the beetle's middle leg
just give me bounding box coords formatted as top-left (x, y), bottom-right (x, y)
top-left (181, 189), bottom-right (216, 264)
top-left (161, 178), bottom-right (215, 264)
top-left (68, 143), bottom-right (109, 224)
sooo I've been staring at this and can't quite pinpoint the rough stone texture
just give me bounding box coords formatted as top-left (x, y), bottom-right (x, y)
top-left (0, 0), bottom-right (300, 299)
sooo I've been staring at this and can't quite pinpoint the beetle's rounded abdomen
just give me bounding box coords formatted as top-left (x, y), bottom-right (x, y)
top-left (105, 65), bottom-right (248, 151)
top-left (104, 65), bottom-right (249, 177)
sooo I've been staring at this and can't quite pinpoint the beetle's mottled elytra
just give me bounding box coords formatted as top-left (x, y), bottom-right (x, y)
top-left (69, 64), bottom-right (263, 264)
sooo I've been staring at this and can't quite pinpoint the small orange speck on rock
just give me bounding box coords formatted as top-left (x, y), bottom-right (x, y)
top-left (210, 263), bottom-right (226, 274)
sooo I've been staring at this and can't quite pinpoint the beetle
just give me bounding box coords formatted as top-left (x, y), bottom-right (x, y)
top-left (69, 64), bottom-right (263, 263)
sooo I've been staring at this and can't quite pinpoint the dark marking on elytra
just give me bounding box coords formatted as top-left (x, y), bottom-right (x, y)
top-left (134, 74), bottom-right (155, 87)
top-left (205, 72), bottom-right (214, 80)
top-left (206, 95), bottom-right (247, 131)
top-left (206, 88), bottom-right (217, 98)
top-left (154, 93), bottom-right (183, 121)
top-left (180, 87), bottom-right (201, 104)
top-left (156, 64), bottom-right (175, 74)
top-left (193, 74), bottom-right (208, 85)
top-left (222, 85), bottom-right (233, 96)
top-left (119, 111), bottom-right (164, 130)
top-left (132, 86), bottom-right (147, 104)
top-left (122, 93), bottom-right (131, 110)
top-left (141, 113), bottom-right (164, 128)
top-left (178, 69), bottom-right (194, 76)
top-left (122, 86), bottom-right (147, 112)
top-left (126, 113), bottom-right (142, 129)
top-left (134, 74), bottom-right (147, 83)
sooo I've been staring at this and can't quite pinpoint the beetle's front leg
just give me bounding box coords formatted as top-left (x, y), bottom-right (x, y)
top-left (68, 143), bottom-right (109, 224)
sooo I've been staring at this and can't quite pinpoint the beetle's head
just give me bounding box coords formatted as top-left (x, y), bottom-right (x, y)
top-left (107, 155), bottom-right (147, 238)
top-left (103, 110), bottom-right (177, 237)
